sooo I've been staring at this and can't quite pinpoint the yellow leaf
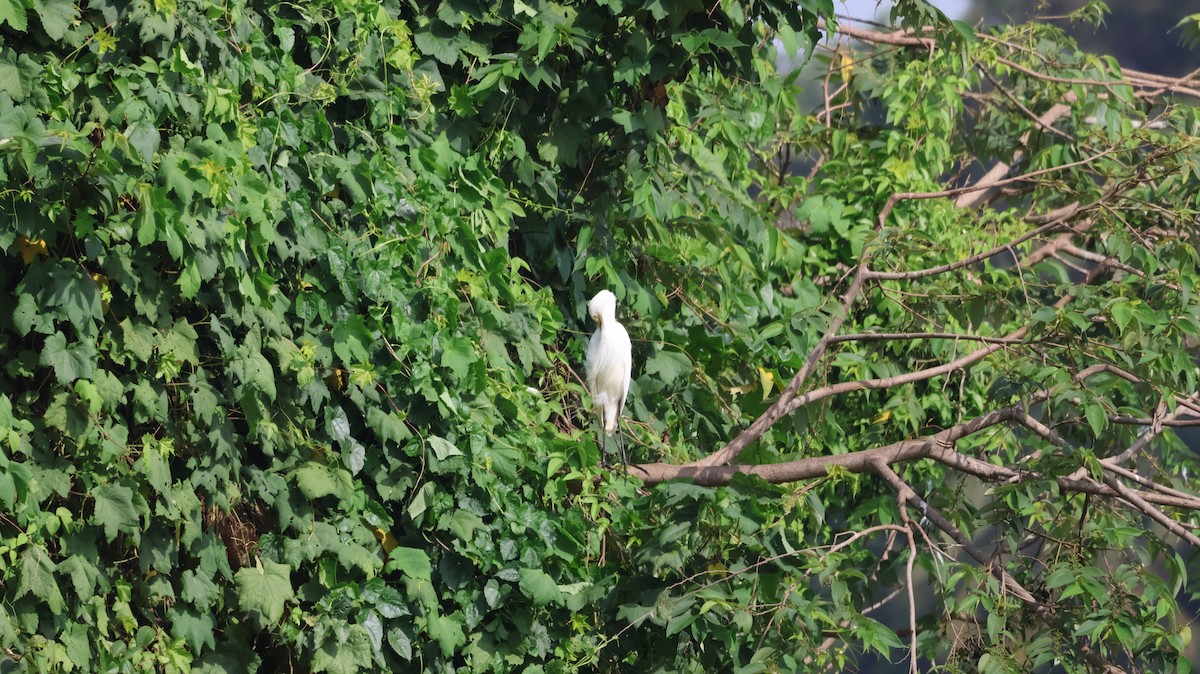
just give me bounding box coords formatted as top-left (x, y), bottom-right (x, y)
top-left (16, 235), bottom-right (47, 265)
top-left (93, 273), bottom-right (112, 312)
top-left (839, 51), bottom-right (854, 81)
top-left (758, 367), bottom-right (775, 401)
top-left (324, 368), bottom-right (345, 391)
top-left (373, 527), bottom-right (398, 553)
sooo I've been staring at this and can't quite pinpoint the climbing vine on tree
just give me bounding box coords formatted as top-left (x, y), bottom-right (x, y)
top-left (2, 0), bottom-right (1200, 673)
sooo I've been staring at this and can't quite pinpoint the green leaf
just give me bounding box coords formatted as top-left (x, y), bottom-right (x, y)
top-left (518, 567), bottom-right (563, 606)
top-left (0, 62), bottom-right (22, 100)
top-left (293, 462), bottom-right (352, 501)
top-left (234, 558), bottom-right (294, 626)
top-left (18, 545), bottom-right (64, 614)
top-left (388, 625), bottom-right (413, 660)
top-left (1110, 299), bottom-right (1135, 332)
top-left (230, 348), bottom-right (277, 401)
top-left (440, 335), bottom-right (475, 380)
top-left (333, 315), bottom-right (373, 365)
top-left (428, 435), bottom-right (463, 460)
top-left (0, 0), bottom-right (26, 32)
top-left (386, 546), bottom-right (432, 581)
top-left (91, 483), bottom-right (143, 541)
top-left (32, 0), bottom-right (76, 40)
top-left (169, 608), bottom-right (216, 653)
top-left (644, 350), bottom-right (690, 384)
top-left (426, 613), bottom-right (465, 657)
top-left (857, 615), bottom-right (903, 657)
top-left (43, 263), bottom-right (101, 328)
top-left (1083, 401), bottom-right (1107, 437)
top-left (311, 624), bottom-right (374, 674)
top-left (40, 331), bottom-right (97, 384)
top-left (11, 293), bottom-right (39, 335)
top-left (1044, 566), bottom-right (1077, 590)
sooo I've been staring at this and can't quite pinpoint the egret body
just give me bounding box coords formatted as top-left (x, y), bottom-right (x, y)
top-left (585, 290), bottom-right (632, 464)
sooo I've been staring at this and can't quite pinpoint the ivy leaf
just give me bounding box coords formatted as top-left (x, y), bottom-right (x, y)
top-left (179, 262), bottom-right (201, 297)
top-left (58, 554), bottom-right (102, 600)
top-left (440, 335), bottom-right (475, 381)
top-left (11, 293), bottom-right (39, 335)
top-left (234, 558), bottom-right (294, 626)
top-left (43, 263), bottom-right (101, 329)
top-left (441, 509), bottom-right (483, 541)
top-left (0, 394), bottom-right (33, 453)
top-left (332, 315), bottom-right (373, 365)
top-left (362, 611), bottom-right (384, 658)
top-left (32, 0), bottom-right (77, 40)
top-left (413, 26), bottom-right (468, 65)
top-left (41, 331), bottom-right (97, 384)
top-left (344, 440), bottom-right (365, 475)
top-left (518, 567), bottom-right (563, 606)
top-left (311, 624), bottom-right (374, 674)
top-left (168, 608), bottom-right (216, 653)
top-left (160, 319), bottom-right (199, 365)
top-left (327, 406), bottom-right (352, 442)
top-left (18, 545), bottom-right (65, 614)
top-left (293, 462), bottom-right (352, 501)
top-left (0, 62), bottom-right (21, 101)
top-left (180, 569), bottom-right (221, 610)
top-left (644, 350), bottom-right (691, 384)
top-left (385, 546), bottom-right (432, 581)
top-left (118, 318), bottom-right (157, 362)
top-left (427, 435), bottom-right (463, 460)
top-left (230, 348), bottom-right (277, 401)
top-left (426, 613), bottom-right (465, 657)
top-left (91, 483), bottom-right (143, 542)
top-left (0, 0), bottom-right (27, 32)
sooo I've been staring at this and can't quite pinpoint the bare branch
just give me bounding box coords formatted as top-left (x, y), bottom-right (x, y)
top-left (874, 146), bottom-right (1121, 229)
top-left (1110, 416), bottom-right (1200, 427)
top-left (820, 18), bottom-right (935, 48)
top-left (830, 331), bottom-right (1032, 345)
top-left (864, 220), bottom-right (1065, 281)
top-left (1100, 472), bottom-right (1200, 548)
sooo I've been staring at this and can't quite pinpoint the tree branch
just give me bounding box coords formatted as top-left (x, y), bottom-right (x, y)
top-left (830, 331), bottom-right (1033, 345)
top-left (697, 262), bottom-right (871, 467)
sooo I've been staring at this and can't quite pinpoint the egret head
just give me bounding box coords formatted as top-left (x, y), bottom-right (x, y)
top-left (588, 290), bottom-right (618, 327)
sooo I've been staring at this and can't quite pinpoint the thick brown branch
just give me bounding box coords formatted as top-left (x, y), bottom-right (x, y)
top-left (633, 401), bottom-right (1200, 511)
top-left (821, 18), bottom-right (936, 48)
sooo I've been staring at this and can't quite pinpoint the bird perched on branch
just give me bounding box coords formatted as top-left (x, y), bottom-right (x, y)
top-left (585, 289), bottom-right (632, 465)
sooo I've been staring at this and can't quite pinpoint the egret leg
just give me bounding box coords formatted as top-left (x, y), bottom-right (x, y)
top-left (595, 420), bottom-right (609, 468)
top-left (616, 418), bottom-right (629, 467)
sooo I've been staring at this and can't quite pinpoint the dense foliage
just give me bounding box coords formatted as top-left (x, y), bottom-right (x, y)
top-left (2, 0), bottom-right (1200, 672)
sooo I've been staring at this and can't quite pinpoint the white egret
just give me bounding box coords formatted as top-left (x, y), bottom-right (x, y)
top-left (585, 289), bottom-right (632, 465)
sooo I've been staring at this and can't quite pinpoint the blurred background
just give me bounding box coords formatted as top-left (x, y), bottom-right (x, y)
top-left (841, 0), bottom-right (1199, 76)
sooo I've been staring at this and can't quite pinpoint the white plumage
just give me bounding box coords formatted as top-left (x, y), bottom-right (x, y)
top-left (585, 290), bottom-right (632, 462)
